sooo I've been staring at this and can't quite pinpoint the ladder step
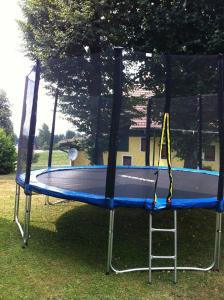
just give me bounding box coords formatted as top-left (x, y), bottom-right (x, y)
top-left (151, 255), bottom-right (176, 260)
top-left (151, 228), bottom-right (175, 233)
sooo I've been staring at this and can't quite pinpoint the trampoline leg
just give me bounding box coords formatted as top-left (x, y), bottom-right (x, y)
top-left (174, 210), bottom-right (177, 283)
top-left (23, 194), bottom-right (32, 246)
top-left (45, 195), bottom-right (67, 205)
top-left (106, 209), bottom-right (115, 274)
top-left (14, 184), bottom-right (20, 221)
top-left (215, 212), bottom-right (222, 270)
top-left (14, 185), bottom-right (26, 240)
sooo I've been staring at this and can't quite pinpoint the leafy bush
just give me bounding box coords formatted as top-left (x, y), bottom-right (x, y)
top-left (203, 165), bottom-right (213, 171)
top-left (0, 128), bottom-right (16, 174)
top-left (32, 152), bottom-right (40, 163)
top-left (0, 89), bottom-right (14, 136)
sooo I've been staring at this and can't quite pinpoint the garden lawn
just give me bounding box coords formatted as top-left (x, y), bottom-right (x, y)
top-left (0, 173), bottom-right (224, 299)
top-left (32, 150), bottom-right (69, 169)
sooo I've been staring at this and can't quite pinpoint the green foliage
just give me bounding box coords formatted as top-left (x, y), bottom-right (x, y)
top-left (65, 130), bottom-right (76, 139)
top-left (19, 1), bottom-right (224, 57)
top-left (36, 123), bottom-right (51, 150)
top-left (18, 1), bottom-right (145, 163)
top-left (57, 139), bottom-right (81, 152)
top-left (0, 89), bottom-right (14, 136)
top-left (32, 152), bottom-right (40, 163)
top-left (142, 56), bottom-right (218, 167)
top-left (19, 0), bottom-right (223, 166)
top-left (0, 128), bottom-right (16, 174)
top-left (128, 1), bottom-right (224, 54)
top-left (31, 150), bottom-right (69, 168)
top-left (53, 133), bottom-right (66, 146)
top-left (203, 165), bottom-right (213, 171)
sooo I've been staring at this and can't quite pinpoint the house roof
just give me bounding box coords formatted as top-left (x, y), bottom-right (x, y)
top-left (128, 86), bottom-right (160, 130)
top-left (130, 105), bottom-right (161, 130)
top-left (129, 85), bottom-right (154, 99)
top-left (130, 93), bottom-right (219, 132)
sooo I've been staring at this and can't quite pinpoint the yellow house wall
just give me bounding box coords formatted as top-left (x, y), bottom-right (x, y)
top-left (75, 138), bottom-right (220, 170)
top-left (103, 137), bottom-right (220, 170)
top-left (103, 137), bottom-right (184, 167)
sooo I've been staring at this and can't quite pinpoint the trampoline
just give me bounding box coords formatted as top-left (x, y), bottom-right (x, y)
top-left (14, 50), bottom-right (224, 283)
top-left (17, 166), bottom-right (220, 210)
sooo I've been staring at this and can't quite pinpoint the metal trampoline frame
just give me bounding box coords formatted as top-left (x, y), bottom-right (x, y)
top-left (106, 209), bottom-right (222, 283)
top-left (14, 183), bottom-right (222, 283)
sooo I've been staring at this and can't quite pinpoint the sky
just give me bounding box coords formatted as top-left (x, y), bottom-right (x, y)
top-left (0, 1), bottom-right (71, 135)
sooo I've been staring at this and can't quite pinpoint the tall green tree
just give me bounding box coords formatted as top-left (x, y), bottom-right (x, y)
top-left (130, 0), bottom-right (224, 54)
top-left (0, 89), bottom-right (14, 136)
top-left (36, 123), bottom-right (51, 150)
top-left (19, 0), bottom-right (143, 163)
top-left (19, 0), bottom-right (223, 166)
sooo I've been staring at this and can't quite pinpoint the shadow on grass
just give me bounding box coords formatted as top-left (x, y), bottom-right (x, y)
top-left (28, 206), bottom-right (150, 272)
top-left (1, 205), bottom-right (220, 274)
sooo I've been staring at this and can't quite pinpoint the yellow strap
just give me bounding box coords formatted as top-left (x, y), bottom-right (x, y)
top-left (153, 112), bottom-right (173, 205)
top-left (166, 114), bottom-right (173, 203)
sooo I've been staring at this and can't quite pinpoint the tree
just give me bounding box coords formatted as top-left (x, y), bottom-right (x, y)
top-left (0, 89), bottom-right (14, 136)
top-left (0, 128), bottom-right (16, 174)
top-left (54, 133), bottom-right (65, 146)
top-left (18, 0), bottom-right (144, 163)
top-left (19, 0), bottom-right (223, 165)
top-left (19, 1), bottom-right (224, 56)
top-left (36, 123), bottom-right (51, 150)
top-left (137, 54), bottom-right (219, 167)
top-left (128, 1), bottom-right (224, 54)
top-left (65, 130), bottom-right (76, 139)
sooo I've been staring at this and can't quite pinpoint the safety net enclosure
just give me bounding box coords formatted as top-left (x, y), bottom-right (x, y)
top-left (15, 49), bottom-right (224, 283)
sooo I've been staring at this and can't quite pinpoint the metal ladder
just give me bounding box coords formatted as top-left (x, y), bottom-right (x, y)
top-left (149, 210), bottom-right (177, 283)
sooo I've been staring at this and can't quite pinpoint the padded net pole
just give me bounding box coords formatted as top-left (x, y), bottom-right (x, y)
top-left (24, 60), bottom-right (41, 186)
top-left (93, 96), bottom-right (102, 165)
top-left (16, 76), bottom-right (29, 180)
top-left (91, 52), bottom-right (102, 165)
top-left (105, 47), bottom-right (123, 205)
top-left (217, 54), bottom-right (224, 209)
top-left (48, 88), bottom-right (59, 168)
top-left (145, 98), bottom-right (151, 166)
top-left (152, 129), bottom-right (156, 166)
top-left (154, 55), bottom-right (173, 205)
top-left (197, 95), bottom-right (203, 169)
top-left (164, 54), bottom-right (173, 204)
top-left (164, 55), bottom-right (172, 114)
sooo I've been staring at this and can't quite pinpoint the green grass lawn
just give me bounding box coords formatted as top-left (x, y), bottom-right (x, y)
top-left (0, 173), bottom-right (224, 299)
top-left (32, 150), bottom-right (69, 169)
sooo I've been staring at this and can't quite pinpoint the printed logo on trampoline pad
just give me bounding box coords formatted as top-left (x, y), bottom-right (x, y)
top-left (120, 174), bottom-right (155, 183)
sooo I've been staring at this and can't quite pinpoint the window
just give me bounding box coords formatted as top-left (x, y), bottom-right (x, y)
top-left (204, 145), bottom-right (215, 161)
top-left (141, 138), bottom-right (146, 152)
top-left (161, 144), bottom-right (167, 159)
top-left (123, 156), bottom-right (132, 166)
top-left (118, 135), bottom-right (129, 151)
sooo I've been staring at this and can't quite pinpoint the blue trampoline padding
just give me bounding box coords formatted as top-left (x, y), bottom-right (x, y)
top-left (16, 166), bottom-right (223, 211)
